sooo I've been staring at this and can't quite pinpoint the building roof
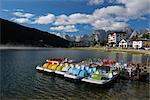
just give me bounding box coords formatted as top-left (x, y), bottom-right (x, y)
top-left (119, 39), bottom-right (127, 43)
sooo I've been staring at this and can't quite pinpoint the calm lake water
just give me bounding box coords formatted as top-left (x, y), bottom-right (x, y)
top-left (0, 48), bottom-right (150, 100)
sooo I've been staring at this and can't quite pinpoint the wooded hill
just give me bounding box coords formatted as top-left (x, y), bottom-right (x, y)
top-left (0, 18), bottom-right (70, 47)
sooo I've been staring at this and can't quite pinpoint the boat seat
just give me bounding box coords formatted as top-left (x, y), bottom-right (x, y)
top-left (92, 74), bottom-right (102, 80)
top-left (51, 64), bottom-right (58, 70)
top-left (95, 70), bottom-right (100, 75)
top-left (42, 63), bottom-right (49, 68)
top-left (72, 69), bottom-right (77, 75)
top-left (92, 68), bottom-right (96, 73)
top-left (85, 67), bottom-right (89, 71)
top-left (56, 65), bottom-right (64, 71)
top-left (47, 64), bottom-right (53, 69)
top-left (54, 64), bottom-right (61, 70)
top-left (72, 69), bottom-right (81, 75)
top-left (87, 68), bottom-right (92, 74)
top-left (79, 70), bottom-right (86, 77)
top-left (68, 67), bottom-right (74, 74)
top-left (62, 66), bottom-right (70, 72)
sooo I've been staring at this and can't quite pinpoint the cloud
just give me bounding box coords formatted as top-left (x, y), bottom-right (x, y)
top-left (54, 15), bottom-right (68, 25)
top-left (11, 10), bottom-right (34, 24)
top-left (2, 9), bottom-right (10, 12)
top-left (14, 9), bottom-right (24, 12)
top-left (10, 0), bottom-right (149, 31)
top-left (68, 13), bottom-right (93, 24)
top-left (93, 6), bottom-right (126, 18)
top-left (91, 5), bottom-right (128, 30)
top-left (50, 25), bottom-right (78, 32)
top-left (118, 0), bottom-right (150, 19)
top-left (52, 5), bottom-right (128, 30)
top-left (88, 0), bottom-right (119, 5)
top-left (88, 0), bottom-right (104, 5)
top-left (34, 13), bottom-right (55, 24)
top-left (11, 18), bottom-right (31, 24)
top-left (2, 9), bottom-right (24, 12)
top-left (91, 19), bottom-right (128, 31)
top-left (13, 11), bottom-right (34, 18)
top-left (54, 13), bottom-right (93, 25)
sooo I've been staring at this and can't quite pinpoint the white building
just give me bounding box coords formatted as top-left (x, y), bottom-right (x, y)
top-left (132, 41), bottom-right (143, 49)
top-left (132, 39), bottom-right (150, 49)
top-left (108, 32), bottom-right (127, 47)
top-left (119, 39), bottom-right (127, 48)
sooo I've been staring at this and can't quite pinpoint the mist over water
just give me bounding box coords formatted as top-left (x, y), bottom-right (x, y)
top-left (0, 48), bottom-right (149, 100)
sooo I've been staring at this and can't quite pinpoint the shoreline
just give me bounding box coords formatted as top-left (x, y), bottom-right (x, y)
top-left (0, 46), bottom-right (47, 50)
top-left (0, 45), bottom-right (57, 50)
top-left (0, 46), bottom-right (150, 56)
top-left (68, 47), bottom-right (150, 56)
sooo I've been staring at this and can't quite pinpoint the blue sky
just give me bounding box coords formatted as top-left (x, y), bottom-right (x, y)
top-left (1, 0), bottom-right (150, 36)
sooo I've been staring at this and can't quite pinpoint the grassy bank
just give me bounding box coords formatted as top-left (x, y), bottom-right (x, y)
top-left (68, 47), bottom-right (150, 56)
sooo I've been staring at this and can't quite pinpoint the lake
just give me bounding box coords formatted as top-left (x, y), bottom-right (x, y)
top-left (0, 48), bottom-right (150, 100)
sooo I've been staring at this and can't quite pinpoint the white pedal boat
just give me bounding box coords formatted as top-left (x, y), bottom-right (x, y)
top-left (82, 74), bottom-right (118, 85)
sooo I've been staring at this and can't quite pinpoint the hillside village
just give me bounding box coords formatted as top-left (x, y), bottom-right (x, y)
top-left (56, 28), bottom-right (150, 49)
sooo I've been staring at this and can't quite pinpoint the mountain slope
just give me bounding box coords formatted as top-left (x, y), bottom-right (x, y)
top-left (0, 18), bottom-right (70, 47)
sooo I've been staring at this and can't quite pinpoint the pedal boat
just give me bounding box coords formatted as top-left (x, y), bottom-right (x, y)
top-left (82, 70), bottom-right (119, 85)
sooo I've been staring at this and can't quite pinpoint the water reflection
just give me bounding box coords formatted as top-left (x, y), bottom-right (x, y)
top-left (0, 49), bottom-right (150, 100)
top-left (132, 54), bottom-right (143, 64)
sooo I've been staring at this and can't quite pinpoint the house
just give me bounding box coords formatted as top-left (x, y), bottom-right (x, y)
top-left (132, 41), bottom-right (142, 49)
top-left (108, 32), bottom-right (127, 47)
top-left (132, 39), bottom-right (150, 49)
top-left (119, 39), bottom-right (127, 48)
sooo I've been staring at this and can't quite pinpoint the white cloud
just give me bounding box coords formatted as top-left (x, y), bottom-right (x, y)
top-left (117, 0), bottom-right (150, 18)
top-left (88, 0), bottom-right (104, 5)
top-left (92, 20), bottom-right (128, 31)
top-left (50, 25), bottom-right (78, 32)
top-left (2, 9), bottom-right (10, 12)
top-left (64, 25), bottom-right (78, 32)
top-left (52, 5), bottom-right (128, 31)
top-left (13, 11), bottom-right (34, 18)
top-left (111, 22), bottom-right (128, 30)
top-left (50, 26), bottom-right (65, 31)
top-left (91, 5), bottom-right (128, 30)
top-left (68, 13), bottom-right (93, 24)
top-left (10, 0), bottom-right (149, 31)
top-left (54, 15), bottom-right (68, 25)
top-left (34, 13), bottom-right (55, 24)
top-left (54, 13), bottom-right (93, 25)
top-left (93, 6), bottom-right (126, 18)
top-left (12, 18), bottom-right (31, 23)
top-left (87, 0), bottom-right (149, 30)
top-left (51, 5), bottom-right (129, 30)
top-left (14, 9), bottom-right (24, 12)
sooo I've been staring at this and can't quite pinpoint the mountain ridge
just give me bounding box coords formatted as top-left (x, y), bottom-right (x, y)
top-left (0, 18), bottom-right (70, 47)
